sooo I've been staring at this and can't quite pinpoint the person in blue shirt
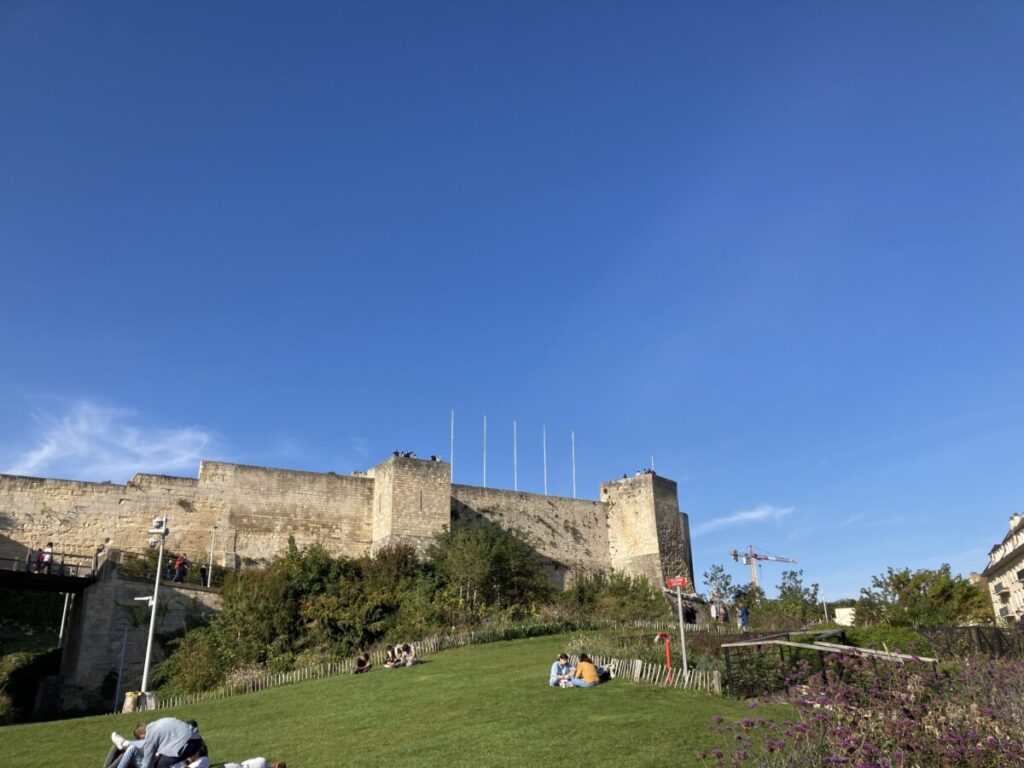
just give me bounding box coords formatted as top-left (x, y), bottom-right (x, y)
top-left (139, 717), bottom-right (203, 768)
top-left (549, 653), bottom-right (575, 686)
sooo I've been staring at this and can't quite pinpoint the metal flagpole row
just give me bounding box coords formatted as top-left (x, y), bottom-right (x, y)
top-left (448, 412), bottom-right (583, 499)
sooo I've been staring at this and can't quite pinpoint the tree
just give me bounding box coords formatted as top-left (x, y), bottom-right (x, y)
top-left (775, 570), bottom-right (821, 624)
top-left (855, 564), bottom-right (993, 628)
top-left (731, 582), bottom-right (764, 605)
top-left (702, 564), bottom-right (734, 602)
top-left (427, 524), bottom-right (551, 615)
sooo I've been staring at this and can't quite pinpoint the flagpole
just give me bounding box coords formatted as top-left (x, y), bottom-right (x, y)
top-left (483, 414), bottom-right (487, 488)
top-left (571, 430), bottom-right (576, 499)
top-left (513, 419), bottom-right (518, 492)
top-left (542, 425), bottom-right (548, 496)
top-left (450, 409), bottom-right (455, 480)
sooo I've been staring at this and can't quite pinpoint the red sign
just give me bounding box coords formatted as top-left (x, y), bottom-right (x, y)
top-left (665, 576), bottom-right (687, 588)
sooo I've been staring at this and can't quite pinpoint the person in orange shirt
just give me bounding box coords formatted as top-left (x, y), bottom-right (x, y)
top-left (572, 653), bottom-right (602, 687)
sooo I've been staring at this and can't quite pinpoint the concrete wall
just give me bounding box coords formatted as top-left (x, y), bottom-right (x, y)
top-left (60, 562), bottom-right (222, 710)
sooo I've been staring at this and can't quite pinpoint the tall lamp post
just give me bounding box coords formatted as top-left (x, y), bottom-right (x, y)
top-left (140, 514), bottom-right (169, 696)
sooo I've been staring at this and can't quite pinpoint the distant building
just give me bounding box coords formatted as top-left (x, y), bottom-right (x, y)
top-left (981, 513), bottom-right (1024, 625)
top-left (833, 606), bottom-right (856, 627)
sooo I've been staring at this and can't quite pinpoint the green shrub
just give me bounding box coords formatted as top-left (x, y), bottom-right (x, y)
top-left (0, 687), bottom-right (11, 724)
top-left (845, 626), bottom-right (936, 657)
top-left (155, 627), bottom-right (225, 694)
top-left (561, 571), bottom-right (672, 622)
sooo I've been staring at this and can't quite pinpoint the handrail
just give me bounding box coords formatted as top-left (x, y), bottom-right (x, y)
top-left (720, 637), bottom-right (938, 664)
top-left (0, 550), bottom-right (101, 578)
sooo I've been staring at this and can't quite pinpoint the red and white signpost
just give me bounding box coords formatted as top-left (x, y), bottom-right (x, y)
top-left (665, 576), bottom-right (688, 682)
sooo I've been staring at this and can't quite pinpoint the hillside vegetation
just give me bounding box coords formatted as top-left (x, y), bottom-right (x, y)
top-left (2, 635), bottom-right (789, 768)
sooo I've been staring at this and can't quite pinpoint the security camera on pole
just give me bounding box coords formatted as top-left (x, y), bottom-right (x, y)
top-left (140, 514), bottom-right (169, 703)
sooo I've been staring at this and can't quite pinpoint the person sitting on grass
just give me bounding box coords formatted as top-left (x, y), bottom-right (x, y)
top-left (384, 645), bottom-right (401, 667)
top-left (108, 724), bottom-right (205, 768)
top-left (400, 643), bottom-right (418, 666)
top-left (352, 653), bottom-right (372, 673)
top-left (106, 725), bottom-right (147, 768)
top-left (549, 653), bottom-right (575, 686)
top-left (572, 654), bottom-right (604, 688)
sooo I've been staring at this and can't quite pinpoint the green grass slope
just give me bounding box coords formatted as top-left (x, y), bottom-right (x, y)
top-left (3, 635), bottom-right (789, 767)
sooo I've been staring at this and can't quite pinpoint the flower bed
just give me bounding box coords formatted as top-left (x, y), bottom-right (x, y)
top-left (701, 654), bottom-right (1024, 767)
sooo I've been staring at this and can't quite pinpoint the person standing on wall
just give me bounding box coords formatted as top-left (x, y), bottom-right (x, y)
top-left (41, 542), bottom-right (54, 574)
top-left (172, 553), bottom-right (190, 582)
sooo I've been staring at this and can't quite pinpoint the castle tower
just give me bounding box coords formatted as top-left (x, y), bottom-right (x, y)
top-left (370, 455), bottom-right (451, 554)
top-left (601, 473), bottom-right (694, 590)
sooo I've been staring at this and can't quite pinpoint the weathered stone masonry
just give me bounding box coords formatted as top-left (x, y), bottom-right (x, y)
top-left (0, 455), bottom-right (694, 588)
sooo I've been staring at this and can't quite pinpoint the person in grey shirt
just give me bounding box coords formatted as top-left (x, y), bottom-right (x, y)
top-left (139, 717), bottom-right (203, 768)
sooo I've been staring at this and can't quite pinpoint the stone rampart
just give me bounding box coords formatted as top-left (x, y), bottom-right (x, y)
top-left (451, 485), bottom-right (608, 587)
top-left (1, 454), bottom-right (694, 590)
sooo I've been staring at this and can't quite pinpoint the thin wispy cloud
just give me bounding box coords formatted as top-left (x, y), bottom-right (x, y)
top-left (4, 402), bottom-right (212, 483)
top-left (694, 504), bottom-right (794, 536)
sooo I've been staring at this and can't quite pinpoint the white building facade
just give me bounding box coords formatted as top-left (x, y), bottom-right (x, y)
top-left (982, 513), bottom-right (1024, 625)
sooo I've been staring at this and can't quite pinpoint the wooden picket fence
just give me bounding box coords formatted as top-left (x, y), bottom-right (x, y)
top-left (568, 654), bottom-right (721, 694)
top-left (151, 621), bottom-right (723, 711)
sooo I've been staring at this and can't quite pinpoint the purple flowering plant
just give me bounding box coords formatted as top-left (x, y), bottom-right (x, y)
top-left (700, 652), bottom-right (1024, 767)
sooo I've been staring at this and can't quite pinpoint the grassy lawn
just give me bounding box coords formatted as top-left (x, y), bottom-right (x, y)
top-left (2, 634), bottom-right (790, 767)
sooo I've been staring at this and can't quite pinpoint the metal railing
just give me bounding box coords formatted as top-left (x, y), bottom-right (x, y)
top-left (0, 550), bottom-right (100, 578)
top-left (111, 548), bottom-right (229, 589)
top-left (720, 630), bottom-right (938, 699)
top-left (918, 625), bottom-right (1024, 659)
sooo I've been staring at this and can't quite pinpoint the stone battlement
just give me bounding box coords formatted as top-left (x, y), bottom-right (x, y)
top-left (0, 454), bottom-right (693, 588)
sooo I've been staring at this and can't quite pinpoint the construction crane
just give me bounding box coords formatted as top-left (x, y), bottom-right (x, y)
top-left (730, 545), bottom-right (797, 590)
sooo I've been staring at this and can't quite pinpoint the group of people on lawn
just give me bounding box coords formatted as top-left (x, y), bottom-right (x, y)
top-left (103, 717), bottom-right (284, 768)
top-left (549, 653), bottom-right (613, 688)
top-left (351, 642), bottom-right (419, 673)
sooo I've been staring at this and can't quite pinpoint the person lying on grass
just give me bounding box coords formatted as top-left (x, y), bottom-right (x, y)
top-left (549, 653), bottom-right (575, 686)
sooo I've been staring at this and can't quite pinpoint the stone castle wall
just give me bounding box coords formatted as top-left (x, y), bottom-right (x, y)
top-left (451, 485), bottom-right (609, 587)
top-left (0, 455), bottom-right (694, 588)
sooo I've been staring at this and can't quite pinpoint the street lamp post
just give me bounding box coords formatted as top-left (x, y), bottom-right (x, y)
top-left (140, 515), bottom-right (169, 696)
top-left (208, 524), bottom-right (217, 587)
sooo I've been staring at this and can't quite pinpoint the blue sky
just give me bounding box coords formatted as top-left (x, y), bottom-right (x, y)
top-left (2, 2), bottom-right (1022, 600)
